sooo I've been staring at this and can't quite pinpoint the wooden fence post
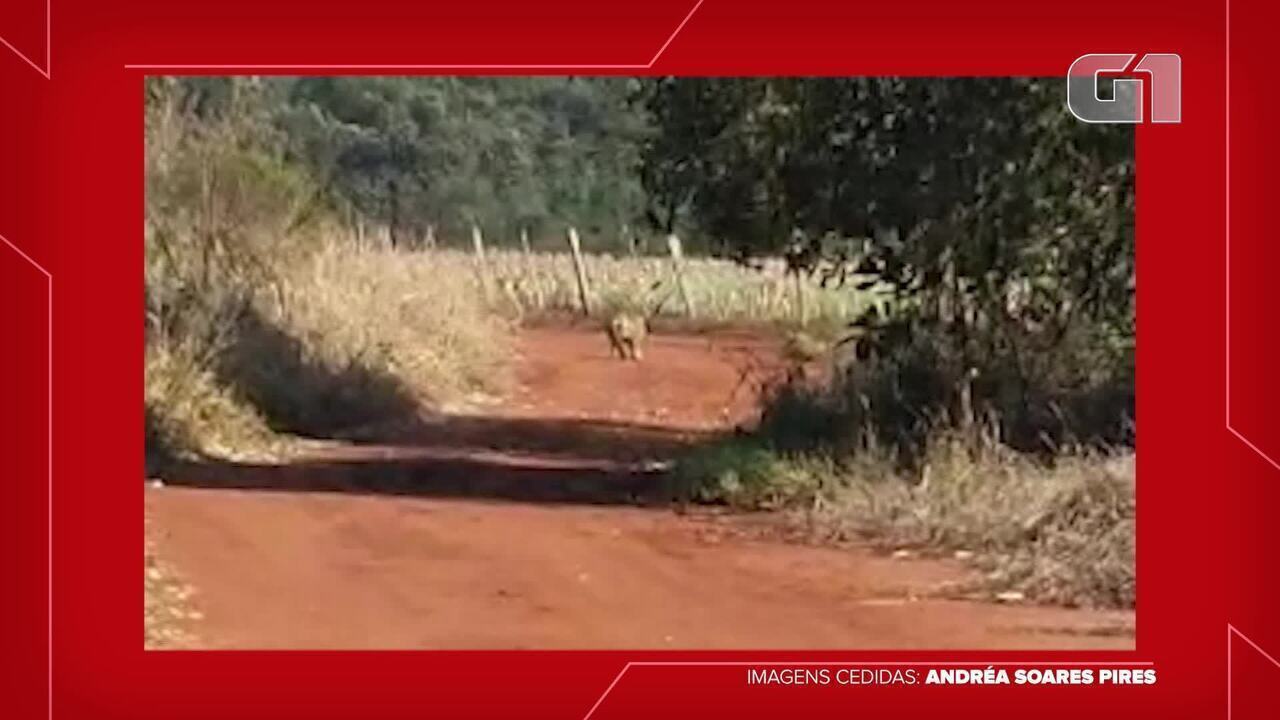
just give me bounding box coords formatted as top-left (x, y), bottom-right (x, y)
top-left (567, 227), bottom-right (593, 317)
top-left (792, 268), bottom-right (808, 325)
top-left (667, 234), bottom-right (695, 318)
top-left (520, 227), bottom-right (532, 256)
top-left (472, 224), bottom-right (492, 303)
top-left (622, 223), bottom-right (637, 257)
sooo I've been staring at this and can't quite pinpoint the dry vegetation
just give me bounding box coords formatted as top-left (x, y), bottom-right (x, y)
top-left (468, 247), bottom-right (888, 329)
top-left (145, 242), bottom-right (513, 464)
top-left (674, 432), bottom-right (1135, 609)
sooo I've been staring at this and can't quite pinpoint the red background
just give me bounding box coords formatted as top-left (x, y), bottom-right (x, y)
top-left (2, 1), bottom-right (1276, 717)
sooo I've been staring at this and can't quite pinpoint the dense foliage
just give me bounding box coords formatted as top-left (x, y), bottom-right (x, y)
top-left (638, 78), bottom-right (1133, 452)
top-left (149, 76), bottom-right (651, 252)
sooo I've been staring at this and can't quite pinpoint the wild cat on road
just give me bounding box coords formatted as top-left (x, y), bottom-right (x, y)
top-left (606, 312), bottom-right (648, 361)
top-left (604, 279), bottom-right (674, 362)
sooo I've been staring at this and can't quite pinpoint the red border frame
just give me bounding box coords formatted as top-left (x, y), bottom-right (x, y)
top-left (2, 1), bottom-right (1276, 718)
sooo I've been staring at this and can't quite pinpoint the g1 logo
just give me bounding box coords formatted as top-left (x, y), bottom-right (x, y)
top-left (1067, 53), bottom-right (1181, 124)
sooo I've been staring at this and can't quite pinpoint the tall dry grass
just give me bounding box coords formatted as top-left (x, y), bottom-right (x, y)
top-left (285, 244), bottom-right (511, 399)
top-left (673, 435), bottom-right (1134, 609)
top-left (427, 247), bottom-right (891, 329)
top-left (145, 342), bottom-right (277, 467)
top-left (804, 441), bottom-right (1134, 609)
top-left (145, 239), bottom-right (513, 463)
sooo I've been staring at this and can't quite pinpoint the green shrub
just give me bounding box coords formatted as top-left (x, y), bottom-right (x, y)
top-left (672, 438), bottom-right (827, 510)
top-left (759, 318), bottom-right (1134, 465)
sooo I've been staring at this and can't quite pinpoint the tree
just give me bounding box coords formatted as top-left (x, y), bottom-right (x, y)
top-left (641, 77), bottom-right (1135, 449)
top-left (283, 77), bottom-right (651, 250)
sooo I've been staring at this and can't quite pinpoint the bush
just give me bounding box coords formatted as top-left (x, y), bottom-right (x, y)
top-left (759, 318), bottom-right (1134, 466)
top-left (145, 342), bottom-right (276, 469)
top-left (673, 439), bottom-right (825, 510)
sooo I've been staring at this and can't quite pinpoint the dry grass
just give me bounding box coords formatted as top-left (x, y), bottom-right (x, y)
top-left (674, 437), bottom-right (1135, 609)
top-left (145, 240), bottom-right (513, 461)
top-left (145, 343), bottom-right (278, 466)
top-left (428, 247), bottom-right (889, 329)
top-left (805, 442), bottom-right (1134, 608)
top-left (278, 243), bottom-right (513, 405)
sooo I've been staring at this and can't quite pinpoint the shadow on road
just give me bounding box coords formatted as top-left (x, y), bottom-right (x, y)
top-left (158, 413), bottom-right (716, 506)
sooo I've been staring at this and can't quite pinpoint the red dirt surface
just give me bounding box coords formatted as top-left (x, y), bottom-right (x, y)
top-left (145, 326), bottom-right (1134, 649)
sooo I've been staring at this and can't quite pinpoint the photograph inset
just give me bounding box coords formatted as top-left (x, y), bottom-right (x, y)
top-left (144, 77), bottom-right (1135, 649)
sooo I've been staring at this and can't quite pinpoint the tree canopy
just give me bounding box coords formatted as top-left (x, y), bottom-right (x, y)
top-left (148, 77), bottom-right (1131, 274)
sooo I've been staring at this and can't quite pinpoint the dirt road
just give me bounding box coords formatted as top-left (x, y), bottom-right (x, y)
top-left (146, 326), bottom-right (1134, 649)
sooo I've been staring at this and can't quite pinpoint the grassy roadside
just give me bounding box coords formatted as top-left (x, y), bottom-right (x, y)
top-left (672, 435), bottom-right (1134, 609)
top-left (145, 242), bottom-right (514, 467)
